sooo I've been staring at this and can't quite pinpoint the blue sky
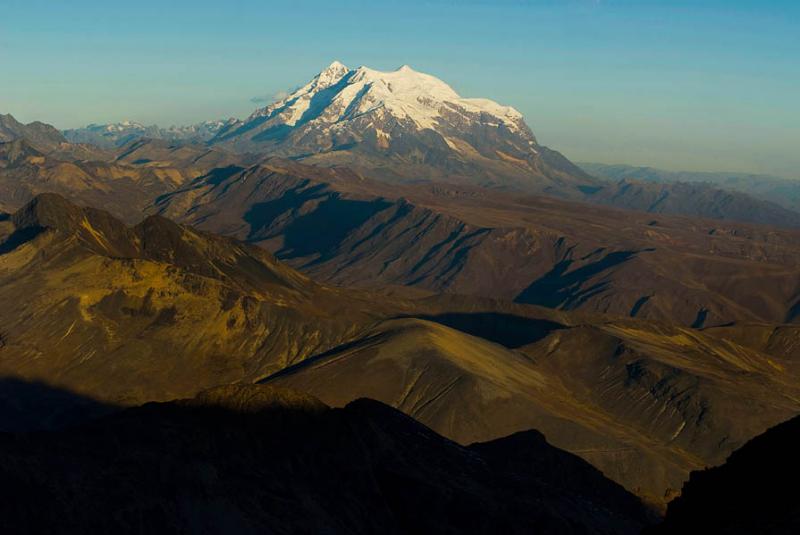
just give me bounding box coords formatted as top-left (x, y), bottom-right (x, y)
top-left (1, 0), bottom-right (798, 176)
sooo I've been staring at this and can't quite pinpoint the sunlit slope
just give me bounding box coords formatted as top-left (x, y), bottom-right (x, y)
top-left (265, 315), bottom-right (800, 504)
top-left (0, 194), bottom-right (379, 406)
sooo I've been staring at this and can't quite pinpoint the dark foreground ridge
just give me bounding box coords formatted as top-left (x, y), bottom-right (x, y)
top-left (0, 384), bottom-right (654, 534)
top-left (650, 414), bottom-right (800, 534)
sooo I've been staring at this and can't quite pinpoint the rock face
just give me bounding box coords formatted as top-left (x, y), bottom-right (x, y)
top-left (210, 61), bottom-right (597, 193)
top-left (0, 384), bottom-right (654, 535)
top-left (650, 414), bottom-right (800, 534)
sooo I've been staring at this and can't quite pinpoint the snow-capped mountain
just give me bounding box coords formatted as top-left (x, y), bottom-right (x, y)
top-left (64, 119), bottom-right (232, 149)
top-left (211, 61), bottom-right (595, 192)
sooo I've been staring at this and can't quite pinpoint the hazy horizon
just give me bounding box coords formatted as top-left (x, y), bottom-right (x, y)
top-left (2, 0), bottom-right (798, 177)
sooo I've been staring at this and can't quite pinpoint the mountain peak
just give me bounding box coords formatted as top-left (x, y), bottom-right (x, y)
top-left (211, 62), bottom-right (603, 192)
top-left (11, 193), bottom-right (85, 232)
top-left (243, 61), bottom-right (524, 133)
top-left (324, 60), bottom-right (348, 72)
top-left (314, 60), bottom-right (351, 88)
top-left (0, 114), bottom-right (67, 151)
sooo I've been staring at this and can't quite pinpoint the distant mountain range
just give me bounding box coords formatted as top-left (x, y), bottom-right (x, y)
top-left (581, 162), bottom-right (800, 214)
top-left (579, 178), bottom-right (800, 228)
top-left (1, 113), bottom-right (66, 151)
top-left (64, 119), bottom-right (234, 149)
top-left (48, 62), bottom-right (800, 229)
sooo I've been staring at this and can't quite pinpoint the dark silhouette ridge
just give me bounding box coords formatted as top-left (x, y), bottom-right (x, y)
top-left (0, 384), bottom-right (653, 534)
top-left (410, 312), bottom-right (565, 348)
top-left (649, 415), bottom-right (800, 534)
top-left (0, 377), bottom-right (118, 432)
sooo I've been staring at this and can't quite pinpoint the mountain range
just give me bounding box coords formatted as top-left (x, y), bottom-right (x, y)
top-left (64, 119), bottom-right (233, 149)
top-left (209, 61), bottom-right (597, 194)
top-left (56, 62), bottom-right (800, 229)
top-left (154, 156), bottom-right (800, 327)
top-left (582, 162), bottom-right (800, 214)
top-left (1, 59), bottom-right (799, 532)
top-left (3, 192), bottom-right (800, 510)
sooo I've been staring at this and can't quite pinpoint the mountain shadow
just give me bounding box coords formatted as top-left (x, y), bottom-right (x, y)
top-left (0, 225), bottom-right (45, 255)
top-left (200, 164), bottom-right (246, 187)
top-left (411, 312), bottom-right (565, 348)
top-left (244, 186), bottom-right (392, 264)
top-left (0, 384), bottom-right (654, 534)
top-left (629, 295), bottom-right (651, 317)
top-left (515, 250), bottom-right (646, 308)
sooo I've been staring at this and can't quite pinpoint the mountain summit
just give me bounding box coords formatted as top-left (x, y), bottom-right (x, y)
top-left (239, 60), bottom-right (528, 136)
top-left (212, 61), bottom-right (595, 192)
